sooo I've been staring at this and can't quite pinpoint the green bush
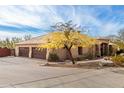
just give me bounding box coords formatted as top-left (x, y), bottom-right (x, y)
top-left (111, 55), bottom-right (124, 66)
top-left (48, 53), bottom-right (60, 62)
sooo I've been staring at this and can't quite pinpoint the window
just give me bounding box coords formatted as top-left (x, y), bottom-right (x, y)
top-left (78, 47), bottom-right (83, 55)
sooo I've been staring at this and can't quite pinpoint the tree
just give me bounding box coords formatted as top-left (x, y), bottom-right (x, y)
top-left (104, 28), bottom-right (124, 50)
top-left (39, 21), bottom-right (96, 64)
top-left (113, 40), bottom-right (124, 49)
top-left (0, 37), bottom-right (22, 49)
top-left (118, 28), bottom-right (124, 41)
top-left (24, 34), bottom-right (32, 40)
top-left (10, 37), bottom-right (23, 49)
top-left (0, 34), bottom-right (32, 49)
top-left (106, 29), bottom-right (124, 50)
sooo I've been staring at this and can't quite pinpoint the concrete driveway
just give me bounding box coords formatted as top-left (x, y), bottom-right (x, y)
top-left (0, 57), bottom-right (124, 88)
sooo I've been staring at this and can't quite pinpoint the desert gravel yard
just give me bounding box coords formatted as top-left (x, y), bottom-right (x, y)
top-left (0, 57), bottom-right (124, 88)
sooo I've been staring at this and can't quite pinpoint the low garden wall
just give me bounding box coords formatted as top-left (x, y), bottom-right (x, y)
top-left (0, 48), bottom-right (15, 57)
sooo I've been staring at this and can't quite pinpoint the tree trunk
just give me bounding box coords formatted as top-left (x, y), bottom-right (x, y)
top-left (67, 49), bottom-right (75, 64)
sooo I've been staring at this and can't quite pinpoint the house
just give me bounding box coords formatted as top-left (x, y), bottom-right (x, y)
top-left (15, 35), bottom-right (116, 61)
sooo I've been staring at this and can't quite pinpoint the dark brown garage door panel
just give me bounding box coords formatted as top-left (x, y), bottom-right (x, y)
top-left (19, 47), bottom-right (29, 57)
top-left (32, 47), bottom-right (46, 59)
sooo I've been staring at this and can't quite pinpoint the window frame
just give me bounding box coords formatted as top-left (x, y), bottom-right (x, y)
top-left (78, 47), bottom-right (83, 55)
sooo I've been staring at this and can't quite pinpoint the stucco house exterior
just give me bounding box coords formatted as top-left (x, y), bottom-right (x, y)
top-left (15, 35), bottom-right (116, 61)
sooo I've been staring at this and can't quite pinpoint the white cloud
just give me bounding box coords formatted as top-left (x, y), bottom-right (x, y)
top-left (0, 5), bottom-right (123, 38)
top-left (0, 6), bottom-right (41, 27)
top-left (101, 22), bottom-right (124, 35)
top-left (0, 30), bottom-right (41, 40)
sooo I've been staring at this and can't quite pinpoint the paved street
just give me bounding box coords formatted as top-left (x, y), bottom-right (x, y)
top-left (0, 57), bottom-right (124, 88)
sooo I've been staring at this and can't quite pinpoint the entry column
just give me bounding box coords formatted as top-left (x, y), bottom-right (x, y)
top-left (29, 47), bottom-right (32, 58)
top-left (98, 44), bottom-right (101, 57)
top-left (15, 46), bottom-right (19, 56)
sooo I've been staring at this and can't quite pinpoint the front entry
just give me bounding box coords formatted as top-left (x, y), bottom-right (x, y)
top-left (101, 43), bottom-right (108, 56)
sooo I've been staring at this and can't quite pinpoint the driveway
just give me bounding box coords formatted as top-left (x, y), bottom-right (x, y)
top-left (0, 57), bottom-right (124, 88)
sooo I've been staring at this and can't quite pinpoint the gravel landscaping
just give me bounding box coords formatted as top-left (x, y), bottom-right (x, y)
top-left (44, 59), bottom-right (115, 69)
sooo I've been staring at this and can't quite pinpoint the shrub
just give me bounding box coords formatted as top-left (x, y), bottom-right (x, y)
top-left (111, 55), bottom-right (124, 66)
top-left (84, 53), bottom-right (94, 60)
top-left (48, 53), bottom-right (60, 62)
top-left (74, 57), bottom-right (85, 61)
top-left (74, 53), bottom-right (94, 61)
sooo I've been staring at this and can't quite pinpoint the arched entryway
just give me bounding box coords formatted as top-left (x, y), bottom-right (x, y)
top-left (100, 43), bottom-right (108, 56)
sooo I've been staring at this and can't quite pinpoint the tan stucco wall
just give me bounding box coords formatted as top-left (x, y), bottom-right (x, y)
top-left (83, 47), bottom-right (90, 54)
top-left (46, 48), bottom-right (67, 60)
top-left (47, 48), bottom-right (79, 60)
top-left (70, 48), bottom-right (78, 58)
top-left (46, 47), bottom-right (92, 60)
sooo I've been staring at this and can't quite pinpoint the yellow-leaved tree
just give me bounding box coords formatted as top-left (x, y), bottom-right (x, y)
top-left (39, 21), bottom-right (97, 64)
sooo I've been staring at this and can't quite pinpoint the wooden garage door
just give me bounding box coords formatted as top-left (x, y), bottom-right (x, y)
top-left (32, 47), bottom-right (46, 59)
top-left (19, 47), bottom-right (29, 57)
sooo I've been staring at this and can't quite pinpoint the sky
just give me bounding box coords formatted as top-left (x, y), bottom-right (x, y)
top-left (0, 5), bottom-right (124, 39)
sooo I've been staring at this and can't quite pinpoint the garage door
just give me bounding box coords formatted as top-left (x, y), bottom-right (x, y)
top-left (32, 47), bottom-right (46, 59)
top-left (19, 47), bottom-right (29, 57)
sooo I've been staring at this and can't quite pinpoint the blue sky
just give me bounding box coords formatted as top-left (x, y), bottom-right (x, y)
top-left (0, 5), bottom-right (124, 39)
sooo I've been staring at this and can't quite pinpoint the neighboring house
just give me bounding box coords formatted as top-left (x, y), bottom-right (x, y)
top-left (15, 35), bottom-right (116, 61)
